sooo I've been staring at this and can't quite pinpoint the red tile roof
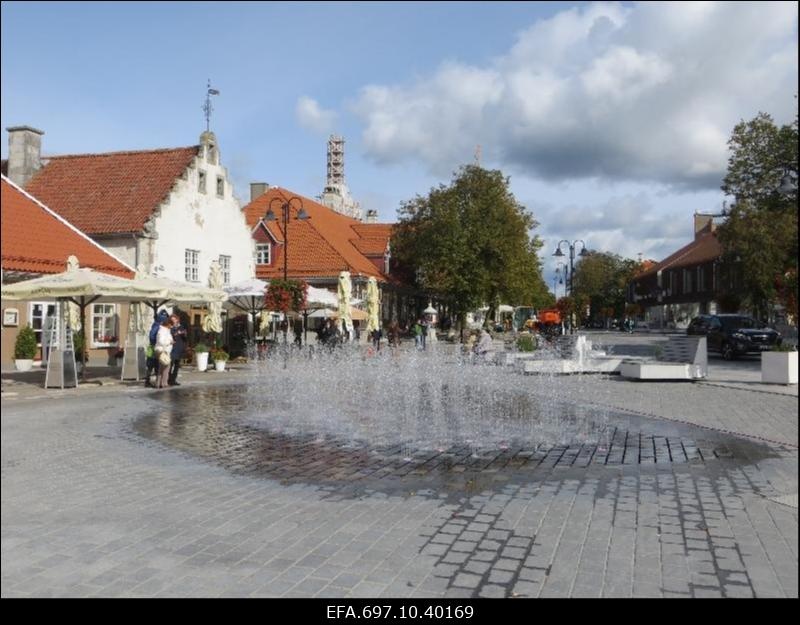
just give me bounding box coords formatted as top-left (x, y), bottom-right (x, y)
top-left (243, 187), bottom-right (393, 281)
top-left (1, 176), bottom-right (134, 278)
top-left (638, 230), bottom-right (722, 278)
top-left (25, 146), bottom-right (199, 235)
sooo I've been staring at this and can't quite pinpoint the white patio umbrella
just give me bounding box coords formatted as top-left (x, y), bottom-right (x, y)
top-left (1, 255), bottom-right (164, 383)
top-left (366, 277), bottom-right (380, 334)
top-left (306, 285), bottom-right (339, 309)
top-left (131, 272), bottom-right (228, 313)
top-left (224, 278), bottom-right (268, 339)
top-left (202, 261), bottom-right (224, 334)
top-left (337, 271), bottom-right (353, 339)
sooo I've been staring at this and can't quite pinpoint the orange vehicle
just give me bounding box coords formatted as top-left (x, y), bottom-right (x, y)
top-left (513, 307), bottom-right (563, 335)
top-left (535, 307), bottom-right (563, 336)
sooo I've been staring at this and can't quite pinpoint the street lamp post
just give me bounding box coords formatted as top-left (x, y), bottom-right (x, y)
top-left (553, 240), bottom-right (587, 333)
top-left (264, 196), bottom-right (309, 342)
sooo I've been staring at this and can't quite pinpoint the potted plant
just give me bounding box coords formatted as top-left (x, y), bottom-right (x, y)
top-left (194, 342), bottom-right (209, 372)
top-left (14, 325), bottom-right (37, 372)
top-left (73, 330), bottom-right (88, 373)
top-left (761, 343), bottom-right (798, 385)
top-left (211, 347), bottom-right (229, 371)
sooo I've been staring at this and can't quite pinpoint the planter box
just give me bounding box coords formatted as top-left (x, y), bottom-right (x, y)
top-left (214, 360), bottom-right (226, 372)
top-left (761, 351), bottom-right (798, 385)
top-left (14, 359), bottom-right (33, 372)
top-left (196, 352), bottom-right (209, 372)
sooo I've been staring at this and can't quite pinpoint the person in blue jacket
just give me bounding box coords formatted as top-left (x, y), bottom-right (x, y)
top-left (145, 309), bottom-right (169, 387)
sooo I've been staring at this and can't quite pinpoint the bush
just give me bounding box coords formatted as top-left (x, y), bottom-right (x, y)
top-left (14, 326), bottom-right (37, 360)
top-left (516, 335), bottom-right (537, 352)
top-left (194, 343), bottom-right (209, 353)
top-left (772, 342), bottom-right (797, 352)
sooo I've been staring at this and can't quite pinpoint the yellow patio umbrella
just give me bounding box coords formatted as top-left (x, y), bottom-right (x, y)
top-left (202, 261), bottom-right (224, 334)
top-left (337, 271), bottom-right (353, 339)
top-left (366, 277), bottom-right (380, 334)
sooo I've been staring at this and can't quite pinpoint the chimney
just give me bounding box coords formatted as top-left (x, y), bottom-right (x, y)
top-left (693, 213), bottom-right (715, 239)
top-left (6, 126), bottom-right (44, 187)
top-left (365, 209), bottom-right (378, 224)
top-left (250, 182), bottom-right (268, 202)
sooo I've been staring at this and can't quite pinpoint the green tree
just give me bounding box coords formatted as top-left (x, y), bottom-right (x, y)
top-left (571, 251), bottom-right (639, 325)
top-left (717, 112), bottom-right (798, 321)
top-left (392, 165), bottom-right (548, 333)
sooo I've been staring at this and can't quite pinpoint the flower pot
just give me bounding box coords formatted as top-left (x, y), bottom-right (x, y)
top-left (196, 351), bottom-right (209, 372)
top-left (214, 360), bottom-right (226, 372)
top-left (761, 351), bottom-right (798, 384)
top-left (115, 357), bottom-right (123, 368)
top-left (14, 359), bottom-right (33, 372)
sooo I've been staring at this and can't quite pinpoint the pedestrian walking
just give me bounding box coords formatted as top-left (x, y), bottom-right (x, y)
top-left (145, 309), bottom-right (169, 387)
top-left (372, 327), bottom-right (383, 351)
top-left (168, 313), bottom-right (187, 386)
top-left (154, 316), bottom-right (174, 389)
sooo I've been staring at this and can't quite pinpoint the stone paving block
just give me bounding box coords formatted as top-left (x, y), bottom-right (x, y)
top-left (452, 573), bottom-right (482, 589)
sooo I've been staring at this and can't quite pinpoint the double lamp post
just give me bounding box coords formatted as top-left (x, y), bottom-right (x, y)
top-left (264, 196), bottom-right (309, 342)
top-left (553, 239), bottom-right (587, 333)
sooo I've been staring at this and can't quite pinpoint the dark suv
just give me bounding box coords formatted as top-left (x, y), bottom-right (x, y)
top-left (687, 314), bottom-right (782, 360)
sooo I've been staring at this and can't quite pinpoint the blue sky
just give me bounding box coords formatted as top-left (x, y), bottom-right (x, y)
top-left (2, 1), bottom-right (797, 294)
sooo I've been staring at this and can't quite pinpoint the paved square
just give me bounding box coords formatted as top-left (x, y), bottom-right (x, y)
top-left (2, 351), bottom-right (797, 598)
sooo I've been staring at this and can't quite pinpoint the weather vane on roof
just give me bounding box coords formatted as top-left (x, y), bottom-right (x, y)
top-left (202, 79), bottom-right (220, 132)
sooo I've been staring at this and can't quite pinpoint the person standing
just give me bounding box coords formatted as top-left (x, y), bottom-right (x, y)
top-left (145, 310), bottom-right (169, 387)
top-left (154, 317), bottom-right (174, 389)
top-left (372, 326), bottom-right (383, 352)
top-left (168, 313), bottom-right (187, 386)
top-left (413, 319), bottom-right (423, 350)
top-left (388, 321), bottom-right (400, 348)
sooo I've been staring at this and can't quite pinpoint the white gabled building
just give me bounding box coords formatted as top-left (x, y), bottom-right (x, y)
top-left (8, 126), bottom-right (255, 288)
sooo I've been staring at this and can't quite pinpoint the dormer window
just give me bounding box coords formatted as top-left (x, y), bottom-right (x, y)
top-left (255, 243), bottom-right (271, 265)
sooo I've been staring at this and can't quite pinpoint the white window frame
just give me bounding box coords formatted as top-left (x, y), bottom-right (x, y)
top-left (255, 243), bottom-right (271, 265)
top-left (216, 176), bottom-right (225, 198)
top-left (219, 254), bottom-right (231, 285)
top-left (28, 301), bottom-right (57, 347)
top-left (91, 304), bottom-right (119, 347)
top-left (185, 249), bottom-right (200, 282)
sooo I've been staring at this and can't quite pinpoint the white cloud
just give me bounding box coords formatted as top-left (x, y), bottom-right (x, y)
top-left (350, 1), bottom-right (798, 190)
top-left (295, 96), bottom-right (337, 135)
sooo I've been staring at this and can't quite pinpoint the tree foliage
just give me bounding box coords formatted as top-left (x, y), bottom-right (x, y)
top-left (717, 112), bottom-right (798, 321)
top-left (392, 165), bottom-right (548, 325)
top-left (571, 251), bottom-right (639, 324)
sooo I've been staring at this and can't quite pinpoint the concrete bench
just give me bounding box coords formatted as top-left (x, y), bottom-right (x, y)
top-left (620, 336), bottom-right (707, 381)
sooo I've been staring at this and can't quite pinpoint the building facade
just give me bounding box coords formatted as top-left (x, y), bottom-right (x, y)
top-left (1, 176), bottom-right (134, 366)
top-left (628, 214), bottom-right (724, 329)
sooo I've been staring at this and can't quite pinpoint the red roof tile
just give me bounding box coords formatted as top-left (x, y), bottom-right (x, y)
top-left (639, 230), bottom-right (722, 278)
top-left (243, 187), bottom-right (393, 281)
top-left (25, 146), bottom-right (199, 234)
top-left (1, 176), bottom-right (134, 278)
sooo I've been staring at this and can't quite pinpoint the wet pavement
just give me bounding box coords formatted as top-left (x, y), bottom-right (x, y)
top-left (2, 351), bottom-right (797, 598)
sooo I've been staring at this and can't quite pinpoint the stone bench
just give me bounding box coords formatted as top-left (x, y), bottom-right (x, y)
top-left (619, 336), bottom-right (707, 381)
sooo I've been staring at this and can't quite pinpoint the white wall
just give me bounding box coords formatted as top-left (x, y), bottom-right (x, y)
top-left (149, 139), bottom-right (254, 285)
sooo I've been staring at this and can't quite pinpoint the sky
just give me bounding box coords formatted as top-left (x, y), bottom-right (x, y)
top-left (2, 1), bottom-right (797, 295)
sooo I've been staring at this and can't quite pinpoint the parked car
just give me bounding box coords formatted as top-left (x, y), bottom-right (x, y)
top-left (686, 314), bottom-right (782, 360)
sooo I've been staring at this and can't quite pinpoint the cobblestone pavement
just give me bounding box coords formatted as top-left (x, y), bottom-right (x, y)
top-left (2, 356), bottom-right (797, 598)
